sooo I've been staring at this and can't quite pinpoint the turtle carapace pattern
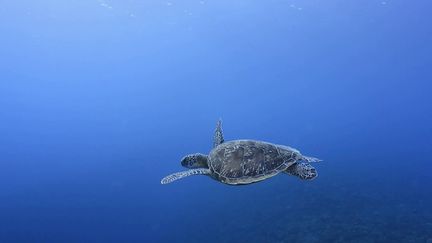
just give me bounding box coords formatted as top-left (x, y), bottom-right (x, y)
top-left (161, 120), bottom-right (322, 185)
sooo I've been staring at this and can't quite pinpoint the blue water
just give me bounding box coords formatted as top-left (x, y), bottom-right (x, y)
top-left (1, 1), bottom-right (431, 242)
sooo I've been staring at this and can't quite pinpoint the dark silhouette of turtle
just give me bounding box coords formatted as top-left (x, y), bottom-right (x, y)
top-left (161, 120), bottom-right (321, 185)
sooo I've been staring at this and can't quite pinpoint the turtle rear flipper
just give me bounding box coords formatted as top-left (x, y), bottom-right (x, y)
top-left (302, 156), bottom-right (322, 163)
top-left (161, 168), bottom-right (211, 184)
top-left (213, 119), bottom-right (224, 148)
top-left (284, 162), bottom-right (317, 180)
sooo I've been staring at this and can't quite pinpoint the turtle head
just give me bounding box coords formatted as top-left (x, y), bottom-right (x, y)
top-left (181, 153), bottom-right (209, 168)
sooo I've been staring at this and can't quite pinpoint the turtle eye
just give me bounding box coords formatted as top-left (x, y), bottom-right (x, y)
top-left (181, 156), bottom-right (196, 168)
top-left (181, 157), bottom-right (188, 167)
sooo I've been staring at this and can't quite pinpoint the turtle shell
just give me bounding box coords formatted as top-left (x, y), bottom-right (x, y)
top-left (208, 140), bottom-right (298, 185)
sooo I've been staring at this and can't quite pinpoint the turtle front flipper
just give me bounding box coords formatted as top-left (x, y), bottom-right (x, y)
top-left (161, 168), bottom-right (211, 184)
top-left (284, 162), bottom-right (317, 180)
top-left (213, 119), bottom-right (224, 148)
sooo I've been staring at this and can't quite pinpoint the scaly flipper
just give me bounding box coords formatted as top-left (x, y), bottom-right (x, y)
top-left (213, 119), bottom-right (224, 148)
top-left (284, 162), bottom-right (317, 180)
top-left (302, 156), bottom-right (322, 163)
top-left (161, 168), bottom-right (211, 184)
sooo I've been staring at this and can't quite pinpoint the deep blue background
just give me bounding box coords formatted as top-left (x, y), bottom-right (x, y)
top-left (1, 1), bottom-right (431, 242)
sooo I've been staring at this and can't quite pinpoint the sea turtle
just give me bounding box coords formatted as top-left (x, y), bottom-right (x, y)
top-left (161, 120), bottom-right (321, 185)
